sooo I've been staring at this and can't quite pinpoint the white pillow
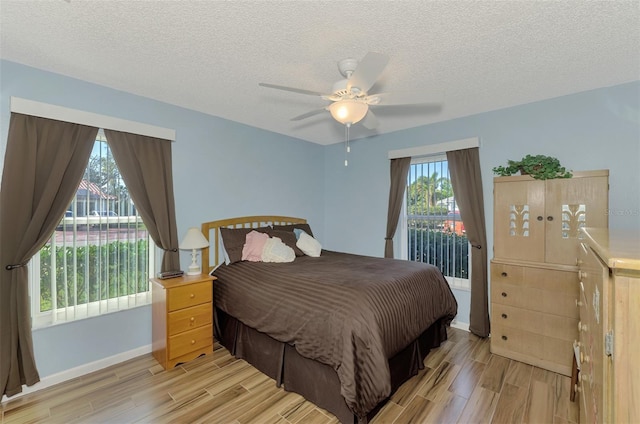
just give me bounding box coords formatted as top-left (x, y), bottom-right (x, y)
top-left (261, 237), bottom-right (295, 263)
top-left (296, 231), bottom-right (322, 257)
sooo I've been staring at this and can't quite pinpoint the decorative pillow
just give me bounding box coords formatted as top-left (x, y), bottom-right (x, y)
top-left (272, 223), bottom-right (314, 238)
top-left (296, 231), bottom-right (322, 257)
top-left (220, 226), bottom-right (271, 264)
top-left (261, 237), bottom-right (295, 263)
top-left (242, 230), bottom-right (270, 262)
top-left (266, 229), bottom-right (304, 256)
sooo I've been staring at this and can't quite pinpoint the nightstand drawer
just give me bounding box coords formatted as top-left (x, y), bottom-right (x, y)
top-left (167, 281), bottom-right (212, 311)
top-left (168, 324), bottom-right (213, 360)
top-left (168, 303), bottom-right (212, 336)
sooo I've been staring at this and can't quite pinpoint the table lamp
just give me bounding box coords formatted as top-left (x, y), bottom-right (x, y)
top-left (179, 227), bottom-right (209, 275)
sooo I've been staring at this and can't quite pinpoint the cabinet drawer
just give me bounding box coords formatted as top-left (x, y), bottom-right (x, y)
top-left (491, 323), bottom-right (574, 367)
top-left (168, 324), bottom-right (212, 360)
top-left (491, 263), bottom-right (524, 285)
top-left (168, 303), bottom-right (212, 336)
top-left (491, 303), bottom-right (577, 341)
top-left (492, 281), bottom-right (579, 319)
top-left (167, 281), bottom-right (212, 311)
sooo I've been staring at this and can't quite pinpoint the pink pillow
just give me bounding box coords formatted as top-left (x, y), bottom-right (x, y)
top-left (242, 230), bottom-right (269, 262)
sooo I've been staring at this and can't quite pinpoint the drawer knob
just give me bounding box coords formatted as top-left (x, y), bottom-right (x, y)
top-left (578, 321), bottom-right (588, 332)
top-left (576, 258), bottom-right (583, 266)
top-left (190, 293), bottom-right (195, 299)
top-left (501, 313), bottom-right (507, 319)
top-left (575, 383), bottom-right (581, 393)
top-left (501, 272), bottom-right (507, 277)
top-left (537, 216), bottom-right (543, 221)
top-left (576, 299), bottom-right (583, 307)
top-left (191, 339), bottom-right (196, 345)
top-left (501, 335), bottom-right (508, 341)
top-left (190, 317), bottom-right (195, 323)
top-left (501, 292), bottom-right (507, 297)
top-left (547, 216), bottom-right (554, 221)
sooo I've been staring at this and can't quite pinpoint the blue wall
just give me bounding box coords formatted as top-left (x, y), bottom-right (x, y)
top-left (2, 58), bottom-right (639, 381)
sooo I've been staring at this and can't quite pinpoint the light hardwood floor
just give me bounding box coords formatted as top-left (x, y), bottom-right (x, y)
top-left (0, 328), bottom-right (579, 423)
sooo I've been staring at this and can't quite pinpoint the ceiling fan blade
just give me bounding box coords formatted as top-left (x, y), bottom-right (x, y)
top-left (259, 82), bottom-right (325, 97)
top-left (360, 110), bottom-right (379, 130)
top-left (347, 52), bottom-right (389, 94)
top-left (290, 108), bottom-right (327, 121)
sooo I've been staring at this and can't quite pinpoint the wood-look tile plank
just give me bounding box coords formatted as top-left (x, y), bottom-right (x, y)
top-left (418, 361), bottom-right (462, 403)
top-left (553, 374), bottom-right (579, 423)
top-left (279, 397), bottom-right (318, 423)
top-left (504, 360), bottom-right (533, 389)
top-left (480, 354), bottom-right (510, 393)
top-left (490, 382), bottom-right (528, 424)
top-left (370, 400), bottom-right (403, 424)
top-left (448, 359), bottom-right (485, 399)
top-left (470, 337), bottom-right (492, 364)
top-left (297, 408), bottom-right (334, 424)
top-left (456, 386), bottom-right (500, 424)
top-left (523, 379), bottom-right (555, 424)
top-left (424, 339), bottom-right (455, 369)
top-left (393, 394), bottom-right (436, 424)
top-left (420, 389), bottom-right (467, 424)
top-left (236, 389), bottom-right (298, 424)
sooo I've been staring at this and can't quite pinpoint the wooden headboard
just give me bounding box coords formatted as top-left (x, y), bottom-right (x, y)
top-left (201, 215), bottom-right (307, 273)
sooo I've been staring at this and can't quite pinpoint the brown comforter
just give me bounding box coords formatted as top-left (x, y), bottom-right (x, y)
top-left (213, 250), bottom-right (457, 418)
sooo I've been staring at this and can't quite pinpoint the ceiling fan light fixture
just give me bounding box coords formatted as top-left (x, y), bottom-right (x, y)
top-left (329, 99), bottom-right (368, 125)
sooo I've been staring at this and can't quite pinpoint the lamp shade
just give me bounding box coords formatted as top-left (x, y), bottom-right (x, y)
top-left (179, 227), bottom-right (209, 250)
top-left (328, 99), bottom-right (368, 125)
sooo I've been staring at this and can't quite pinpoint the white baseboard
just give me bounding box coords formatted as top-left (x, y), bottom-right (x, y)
top-left (1, 344), bottom-right (152, 404)
top-left (450, 319), bottom-right (470, 332)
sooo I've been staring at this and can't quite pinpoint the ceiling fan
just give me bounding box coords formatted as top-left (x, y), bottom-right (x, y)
top-left (258, 52), bottom-right (442, 130)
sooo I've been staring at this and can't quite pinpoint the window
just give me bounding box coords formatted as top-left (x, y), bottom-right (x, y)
top-left (404, 155), bottom-right (470, 290)
top-left (29, 132), bottom-right (154, 327)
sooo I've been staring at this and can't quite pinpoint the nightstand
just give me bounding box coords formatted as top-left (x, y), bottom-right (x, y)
top-left (151, 273), bottom-right (216, 370)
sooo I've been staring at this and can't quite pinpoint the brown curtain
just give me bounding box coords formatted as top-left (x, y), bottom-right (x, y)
top-left (0, 113), bottom-right (98, 397)
top-left (103, 130), bottom-right (180, 272)
top-left (384, 157), bottom-right (411, 258)
top-left (446, 148), bottom-right (490, 337)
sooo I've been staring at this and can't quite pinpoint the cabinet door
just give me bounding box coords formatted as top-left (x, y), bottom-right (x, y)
top-left (494, 179), bottom-right (545, 262)
top-left (545, 176), bottom-right (608, 265)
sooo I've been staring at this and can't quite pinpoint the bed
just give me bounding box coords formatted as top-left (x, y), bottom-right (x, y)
top-left (201, 216), bottom-right (458, 424)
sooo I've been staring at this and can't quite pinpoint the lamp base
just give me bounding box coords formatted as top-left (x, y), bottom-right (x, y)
top-left (187, 249), bottom-right (200, 275)
top-left (186, 268), bottom-right (200, 276)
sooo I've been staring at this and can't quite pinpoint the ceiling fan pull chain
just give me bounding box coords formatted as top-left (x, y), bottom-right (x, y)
top-left (344, 124), bottom-right (350, 167)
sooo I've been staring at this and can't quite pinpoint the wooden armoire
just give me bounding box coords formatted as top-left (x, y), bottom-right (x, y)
top-left (490, 170), bottom-right (609, 376)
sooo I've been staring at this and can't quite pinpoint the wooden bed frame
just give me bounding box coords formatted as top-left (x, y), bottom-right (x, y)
top-left (200, 215), bottom-right (449, 424)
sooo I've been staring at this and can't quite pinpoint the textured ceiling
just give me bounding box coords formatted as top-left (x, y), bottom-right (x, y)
top-left (1, 1), bottom-right (638, 145)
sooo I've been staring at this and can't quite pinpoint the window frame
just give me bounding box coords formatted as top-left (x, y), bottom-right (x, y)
top-left (28, 134), bottom-right (156, 329)
top-left (402, 154), bottom-right (471, 291)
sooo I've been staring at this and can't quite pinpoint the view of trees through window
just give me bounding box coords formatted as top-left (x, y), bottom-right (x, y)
top-left (406, 157), bottom-right (469, 287)
top-left (32, 134), bottom-right (152, 324)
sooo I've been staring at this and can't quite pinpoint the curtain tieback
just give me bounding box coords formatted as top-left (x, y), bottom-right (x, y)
top-left (384, 237), bottom-right (392, 240)
top-left (163, 247), bottom-right (178, 252)
top-left (5, 262), bottom-right (26, 270)
top-left (471, 244), bottom-right (482, 249)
